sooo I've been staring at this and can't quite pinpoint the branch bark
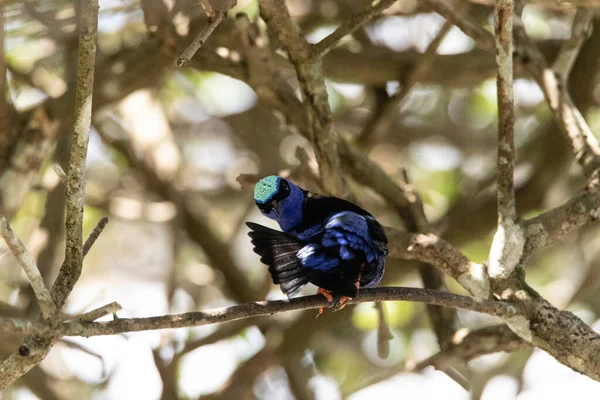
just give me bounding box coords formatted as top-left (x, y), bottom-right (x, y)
top-left (0, 287), bottom-right (517, 337)
top-left (0, 216), bottom-right (57, 319)
top-left (51, 0), bottom-right (98, 310)
top-left (176, 0), bottom-right (237, 67)
top-left (259, 0), bottom-right (346, 197)
top-left (0, 0), bottom-right (99, 389)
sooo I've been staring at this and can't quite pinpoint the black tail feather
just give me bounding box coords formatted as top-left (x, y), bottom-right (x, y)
top-left (246, 222), bottom-right (319, 296)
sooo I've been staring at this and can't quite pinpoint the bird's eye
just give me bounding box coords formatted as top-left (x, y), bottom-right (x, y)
top-left (257, 201), bottom-right (272, 213)
top-left (272, 180), bottom-right (290, 202)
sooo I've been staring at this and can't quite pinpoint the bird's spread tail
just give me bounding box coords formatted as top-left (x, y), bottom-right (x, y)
top-left (246, 222), bottom-right (318, 296)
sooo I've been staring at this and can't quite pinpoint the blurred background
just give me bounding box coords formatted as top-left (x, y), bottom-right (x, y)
top-left (1, 0), bottom-right (600, 398)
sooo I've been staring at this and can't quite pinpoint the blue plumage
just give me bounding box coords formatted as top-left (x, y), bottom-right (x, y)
top-left (247, 176), bottom-right (388, 300)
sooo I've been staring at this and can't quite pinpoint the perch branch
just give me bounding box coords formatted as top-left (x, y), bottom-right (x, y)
top-left (0, 287), bottom-right (516, 338)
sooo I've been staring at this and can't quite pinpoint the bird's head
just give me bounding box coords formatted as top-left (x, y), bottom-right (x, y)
top-left (254, 176), bottom-right (304, 231)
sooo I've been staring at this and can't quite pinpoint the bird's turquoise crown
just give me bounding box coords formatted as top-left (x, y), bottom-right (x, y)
top-left (254, 175), bottom-right (280, 204)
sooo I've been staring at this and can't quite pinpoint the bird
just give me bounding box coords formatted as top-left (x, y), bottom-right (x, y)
top-left (246, 175), bottom-right (388, 314)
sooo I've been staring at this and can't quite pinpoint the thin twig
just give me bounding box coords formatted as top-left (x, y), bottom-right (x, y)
top-left (76, 302), bottom-right (122, 322)
top-left (52, 163), bottom-right (67, 184)
top-left (176, 0), bottom-right (237, 67)
top-left (0, 216), bottom-right (57, 319)
top-left (313, 0), bottom-right (398, 56)
top-left (51, 0), bottom-right (99, 310)
top-left (356, 20), bottom-right (453, 147)
top-left (82, 217), bottom-right (108, 257)
top-left (375, 302), bottom-right (393, 359)
top-left (198, 0), bottom-right (216, 21)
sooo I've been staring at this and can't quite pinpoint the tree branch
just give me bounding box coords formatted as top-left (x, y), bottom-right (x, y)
top-left (0, 0), bottom-right (99, 390)
top-left (51, 0), bottom-right (98, 310)
top-left (75, 302), bottom-right (121, 323)
top-left (522, 186), bottom-right (600, 258)
top-left (259, 0), bottom-right (346, 197)
top-left (487, 0), bottom-right (524, 281)
top-left (313, 0), bottom-right (398, 56)
top-left (386, 228), bottom-right (490, 299)
top-left (494, 0), bottom-right (516, 223)
top-left (0, 216), bottom-right (57, 319)
top-left (0, 287), bottom-right (515, 338)
top-left (82, 216), bottom-right (108, 257)
top-left (176, 0), bottom-right (237, 67)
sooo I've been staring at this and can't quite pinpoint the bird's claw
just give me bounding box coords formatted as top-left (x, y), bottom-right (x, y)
top-left (316, 288), bottom-right (334, 317)
top-left (333, 295), bottom-right (352, 312)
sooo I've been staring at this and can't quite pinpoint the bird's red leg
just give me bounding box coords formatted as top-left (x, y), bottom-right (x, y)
top-left (317, 287), bottom-right (333, 316)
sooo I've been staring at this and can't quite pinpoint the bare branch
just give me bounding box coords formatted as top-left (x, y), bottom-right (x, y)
top-left (76, 302), bottom-right (121, 323)
top-left (176, 0), bottom-right (237, 67)
top-left (522, 186), bottom-right (600, 258)
top-left (0, 0), bottom-right (99, 390)
top-left (199, 0), bottom-right (216, 21)
top-left (386, 228), bottom-right (490, 299)
top-left (494, 0), bottom-right (516, 223)
top-left (0, 216), bottom-right (57, 319)
top-left (0, 288), bottom-right (514, 338)
top-left (259, 0), bottom-right (346, 197)
top-left (487, 0), bottom-right (524, 281)
top-left (313, 0), bottom-right (398, 56)
top-left (52, 163), bottom-right (67, 184)
top-left (58, 287), bottom-right (516, 337)
top-left (82, 217), bottom-right (108, 257)
top-left (51, 0), bottom-right (99, 310)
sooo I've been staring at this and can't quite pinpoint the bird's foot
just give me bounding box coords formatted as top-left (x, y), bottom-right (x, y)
top-left (316, 288), bottom-right (333, 317)
top-left (333, 295), bottom-right (352, 311)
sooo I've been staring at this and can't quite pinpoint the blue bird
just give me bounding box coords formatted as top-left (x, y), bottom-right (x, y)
top-left (246, 176), bottom-right (388, 312)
